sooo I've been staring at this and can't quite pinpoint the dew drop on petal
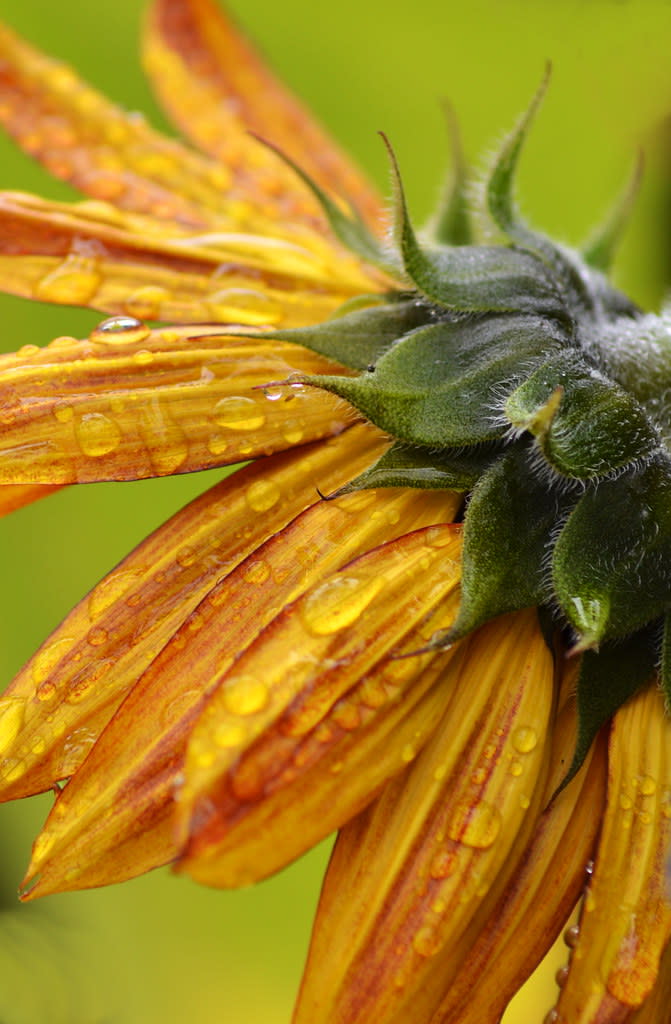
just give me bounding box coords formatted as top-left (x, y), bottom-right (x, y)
top-left (75, 412), bottom-right (122, 457)
top-left (242, 560), bottom-right (271, 585)
top-left (447, 799), bottom-right (501, 849)
top-left (245, 479), bottom-right (281, 512)
top-left (89, 315), bottom-right (151, 345)
top-left (53, 403), bottom-right (74, 423)
top-left (124, 287), bottom-right (170, 321)
top-left (512, 725), bottom-right (538, 754)
top-left (413, 925), bottom-right (442, 958)
top-left (87, 626), bottom-right (109, 647)
top-left (213, 722), bottom-right (247, 749)
top-left (300, 575), bottom-right (385, 637)
top-left (543, 1010), bottom-right (560, 1024)
top-left (639, 774), bottom-right (657, 796)
top-left (281, 419), bottom-right (305, 445)
top-left (31, 638), bottom-right (75, 685)
top-left (222, 676), bottom-right (270, 716)
top-left (401, 743), bottom-right (417, 763)
top-left (57, 727), bottom-right (96, 776)
top-left (564, 924), bottom-right (580, 948)
top-left (88, 570), bottom-right (142, 619)
top-left (0, 697), bottom-right (26, 754)
top-left (35, 260), bottom-right (102, 305)
top-left (213, 396), bottom-right (266, 431)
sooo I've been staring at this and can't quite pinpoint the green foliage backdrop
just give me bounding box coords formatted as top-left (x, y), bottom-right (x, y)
top-left (0, 1), bottom-right (670, 1020)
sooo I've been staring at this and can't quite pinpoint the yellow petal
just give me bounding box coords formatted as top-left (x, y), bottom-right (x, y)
top-left (628, 938), bottom-right (671, 1023)
top-left (0, 192), bottom-right (375, 323)
top-left (554, 684), bottom-right (671, 1022)
top-left (143, 0), bottom-right (385, 234)
top-left (0, 325), bottom-right (359, 484)
top-left (432, 665), bottom-right (608, 1023)
top-left (293, 610), bottom-right (555, 1024)
top-left (176, 522), bottom-right (463, 888)
top-left (0, 424), bottom-right (385, 801)
top-left (21, 492), bottom-right (460, 897)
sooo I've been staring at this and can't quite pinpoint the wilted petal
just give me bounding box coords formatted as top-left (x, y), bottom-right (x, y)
top-left (432, 662), bottom-right (608, 1024)
top-left (20, 491), bottom-right (460, 897)
top-left (293, 609), bottom-right (555, 1024)
top-left (0, 192), bottom-right (373, 323)
top-left (0, 326), bottom-right (360, 484)
top-left (553, 684), bottom-right (671, 1022)
top-left (143, 0), bottom-right (385, 233)
top-left (0, 423), bottom-right (385, 800)
top-left (176, 522), bottom-right (463, 887)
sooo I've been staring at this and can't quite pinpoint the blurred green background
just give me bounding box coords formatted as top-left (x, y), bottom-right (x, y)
top-left (1, 0), bottom-right (671, 1020)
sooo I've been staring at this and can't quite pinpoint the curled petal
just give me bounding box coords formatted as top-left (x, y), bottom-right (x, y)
top-left (143, 0), bottom-right (385, 233)
top-left (553, 683), bottom-right (671, 1022)
top-left (293, 609), bottom-right (555, 1024)
top-left (176, 521), bottom-right (463, 887)
top-left (0, 192), bottom-right (374, 323)
top-left (0, 326), bottom-right (359, 484)
top-left (20, 490), bottom-right (460, 897)
top-left (0, 424), bottom-right (386, 801)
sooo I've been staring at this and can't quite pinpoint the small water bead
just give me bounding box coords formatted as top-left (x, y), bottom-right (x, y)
top-left (245, 479), bottom-right (281, 512)
top-left (124, 286), bottom-right (170, 321)
top-left (564, 924), bottom-right (580, 948)
top-left (87, 626), bottom-right (109, 647)
top-left (31, 638), bottom-right (75, 685)
top-left (413, 926), bottom-right (442, 958)
top-left (0, 697), bottom-right (26, 754)
top-left (509, 759), bottom-right (524, 777)
top-left (176, 546), bottom-right (198, 568)
top-left (512, 725), bottom-right (538, 754)
top-left (447, 800), bottom-right (501, 850)
top-left (89, 315), bottom-right (151, 345)
top-left (281, 419), bottom-right (305, 445)
top-left (401, 744), bottom-right (417, 764)
top-left (36, 681), bottom-right (57, 703)
top-left (213, 395), bottom-right (266, 431)
top-left (212, 721), bottom-right (247, 749)
top-left (75, 412), bottom-right (122, 457)
top-left (332, 701), bottom-right (361, 732)
top-left (543, 1010), bottom-right (560, 1024)
top-left (242, 560), bottom-right (271, 585)
top-left (207, 287), bottom-right (283, 326)
top-left (222, 676), bottom-right (270, 716)
top-left (57, 727), bottom-right (96, 776)
top-left (88, 569), bottom-right (142, 619)
top-left (301, 575), bottom-right (385, 637)
top-left (639, 774), bottom-right (657, 796)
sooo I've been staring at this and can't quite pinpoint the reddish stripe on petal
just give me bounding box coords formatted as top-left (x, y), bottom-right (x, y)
top-left (144, 0), bottom-right (385, 234)
top-left (21, 493), bottom-right (460, 897)
top-left (0, 424), bottom-right (386, 802)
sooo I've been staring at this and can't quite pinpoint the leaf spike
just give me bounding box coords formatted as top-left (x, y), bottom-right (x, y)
top-left (425, 99), bottom-right (473, 246)
top-left (581, 150), bottom-right (644, 272)
top-left (248, 132), bottom-right (403, 278)
top-left (487, 61), bottom-right (552, 240)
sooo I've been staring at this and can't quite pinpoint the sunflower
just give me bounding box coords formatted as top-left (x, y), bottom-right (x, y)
top-left (0, 1), bottom-right (670, 1021)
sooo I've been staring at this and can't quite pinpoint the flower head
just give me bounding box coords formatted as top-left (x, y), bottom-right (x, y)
top-left (0, 1), bottom-right (670, 1021)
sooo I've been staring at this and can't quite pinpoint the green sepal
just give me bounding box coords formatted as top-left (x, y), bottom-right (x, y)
top-left (380, 133), bottom-right (566, 320)
top-left (425, 101), bottom-right (473, 246)
top-left (581, 153), bottom-right (643, 273)
top-left (247, 298), bottom-right (433, 371)
top-left (552, 457), bottom-right (671, 647)
top-left (505, 350), bottom-right (659, 479)
top-left (307, 314), bottom-right (568, 448)
top-left (332, 440), bottom-right (502, 496)
top-left (557, 626), bottom-right (658, 793)
top-left (436, 445), bottom-right (573, 643)
top-left (250, 133), bottom-right (403, 279)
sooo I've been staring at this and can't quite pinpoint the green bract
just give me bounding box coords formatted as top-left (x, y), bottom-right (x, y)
top-left (267, 75), bottom-right (671, 781)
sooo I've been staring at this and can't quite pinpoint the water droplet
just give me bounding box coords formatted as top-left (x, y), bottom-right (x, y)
top-left (242, 560), bottom-right (271, 585)
top-left (88, 570), bottom-right (142, 618)
top-left (619, 791), bottom-right (633, 811)
top-left (35, 258), bottom-right (101, 304)
top-left (332, 701), bottom-right (361, 731)
top-left (87, 626), bottom-right (109, 647)
top-left (75, 412), bottom-right (122, 457)
top-left (509, 759), bottom-right (524, 777)
top-left (222, 675), bottom-right (270, 716)
top-left (141, 404), bottom-right (189, 474)
top-left (430, 849), bottom-right (456, 879)
top-left (639, 774), bottom-right (656, 796)
top-left (31, 638), bottom-right (75, 685)
top-left (555, 965), bottom-right (569, 988)
top-left (31, 737), bottom-right (46, 755)
top-left (281, 419), bottom-right (305, 445)
top-left (300, 574), bottom-right (385, 637)
top-left (447, 799), bottom-right (501, 849)
top-left (36, 681), bottom-right (57, 702)
top-left (133, 349), bottom-right (154, 366)
top-left (543, 1010), bottom-right (560, 1024)
top-left (207, 287), bottom-right (283, 325)
top-left (512, 725), bottom-right (538, 754)
top-left (124, 286), bottom-right (170, 321)
top-left (53, 402), bottom-right (74, 423)
top-left (519, 794), bottom-right (531, 810)
top-left (563, 923), bottom-right (580, 948)
top-left (213, 722), bottom-right (247, 749)
top-left (413, 925), bottom-right (442, 958)
top-left (0, 697), bottom-right (26, 754)
top-left (57, 727), bottom-right (96, 776)
top-left (245, 479), bottom-right (281, 512)
top-left (585, 859), bottom-right (594, 880)
top-left (401, 743), bottom-right (417, 763)
top-left (176, 546), bottom-right (198, 568)
top-left (359, 677), bottom-right (388, 709)
top-left (213, 396), bottom-right (265, 431)
top-left (89, 315), bottom-right (151, 345)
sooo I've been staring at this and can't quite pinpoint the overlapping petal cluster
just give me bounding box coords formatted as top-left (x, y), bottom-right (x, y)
top-left (0, 1), bottom-right (669, 1021)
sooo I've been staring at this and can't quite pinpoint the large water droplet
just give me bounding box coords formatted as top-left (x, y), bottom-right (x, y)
top-left (35, 258), bottom-right (101, 304)
top-left (89, 315), bottom-right (151, 345)
top-left (300, 575), bottom-right (385, 637)
top-left (447, 799), bottom-right (501, 849)
top-left (222, 675), bottom-right (270, 716)
top-left (31, 637), bottom-right (75, 685)
top-left (213, 396), bottom-right (266, 431)
top-left (413, 925), bottom-right (442, 958)
top-left (245, 479), bottom-right (281, 512)
top-left (75, 412), bottom-right (122, 457)
top-left (512, 725), bottom-right (538, 754)
top-left (0, 697), bottom-right (26, 754)
top-left (213, 722), bottom-right (247, 749)
top-left (88, 569), bottom-right (142, 619)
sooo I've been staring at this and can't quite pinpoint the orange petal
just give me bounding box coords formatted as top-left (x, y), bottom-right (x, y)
top-left (553, 684), bottom-right (671, 1022)
top-left (0, 483), bottom-right (61, 516)
top-left (432, 671), bottom-right (608, 1023)
top-left (293, 610), bottom-right (555, 1024)
top-left (143, 0), bottom-right (385, 234)
top-left (628, 938), bottom-right (671, 1023)
top-left (0, 192), bottom-right (375, 322)
top-left (21, 492), bottom-right (460, 897)
top-left (0, 423), bottom-right (386, 801)
top-left (0, 325), bottom-right (360, 484)
top-left (176, 522), bottom-right (463, 888)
